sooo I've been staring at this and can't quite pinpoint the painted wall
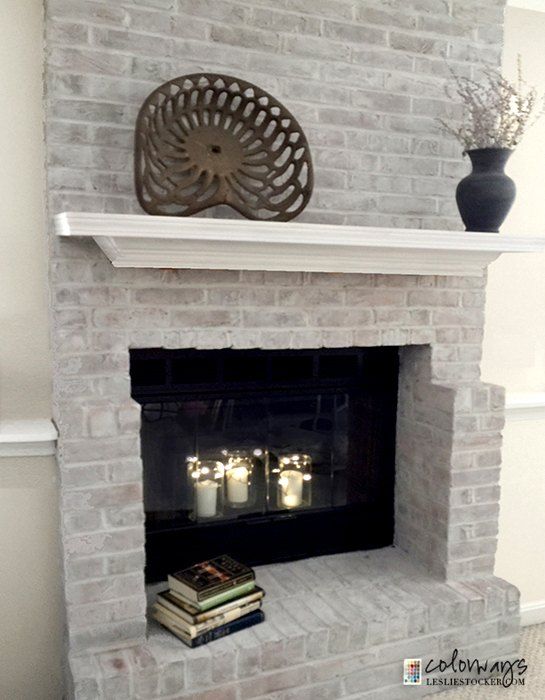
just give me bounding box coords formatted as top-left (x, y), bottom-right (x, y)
top-left (0, 0), bottom-right (543, 696)
top-left (484, 6), bottom-right (545, 390)
top-left (0, 459), bottom-right (63, 699)
top-left (482, 4), bottom-right (545, 611)
top-left (0, 0), bottom-right (51, 420)
top-left (0, 0), bottom-right (62, 698)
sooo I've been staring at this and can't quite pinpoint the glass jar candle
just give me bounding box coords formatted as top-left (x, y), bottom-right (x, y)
top-left (187, 458), bottom-right (225, 519)
top-left (277, 453), bottom-right (312, 509)
top-left (223, 450), bottom-right (253, 507)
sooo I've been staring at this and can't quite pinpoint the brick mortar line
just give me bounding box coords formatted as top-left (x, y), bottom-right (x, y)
top-left (46, 34), bottom-right (493, 67)
top-left (47, 57), bottom-right (488, 85)
top-left (48, 61), bottom-right (474, 102)
top-left (54, 23), bottom-right (501, 55)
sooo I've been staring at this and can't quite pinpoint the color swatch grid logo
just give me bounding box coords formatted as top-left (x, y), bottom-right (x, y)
top-left (403, 658), bottom-right (422, 685)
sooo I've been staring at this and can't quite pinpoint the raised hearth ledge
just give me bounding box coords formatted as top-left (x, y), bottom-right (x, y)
top-left (70, 549), bottom-right (520, 699)
top-left (55, 212), bottom-right (545, 277)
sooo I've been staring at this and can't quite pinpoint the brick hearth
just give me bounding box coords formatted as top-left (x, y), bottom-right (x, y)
top-left (70, 550), bottom-right (518, 699)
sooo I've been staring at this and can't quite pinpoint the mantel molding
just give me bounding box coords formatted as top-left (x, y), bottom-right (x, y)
top-left (55, 212), bottom-right (545, 277)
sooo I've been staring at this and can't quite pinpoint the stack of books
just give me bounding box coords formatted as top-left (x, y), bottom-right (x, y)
top-left (153, 554), bottom-right (265, 647)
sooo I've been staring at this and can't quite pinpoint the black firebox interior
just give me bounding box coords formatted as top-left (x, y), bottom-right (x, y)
top-left (130, 347), bottom-right (399, 583)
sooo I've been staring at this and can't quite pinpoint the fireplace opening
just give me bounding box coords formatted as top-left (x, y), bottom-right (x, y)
top-left (130, 347), bottom-right (399, 582)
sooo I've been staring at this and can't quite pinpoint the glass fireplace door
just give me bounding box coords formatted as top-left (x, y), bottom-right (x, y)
top-left (131, 347), bottom-right (398, 581)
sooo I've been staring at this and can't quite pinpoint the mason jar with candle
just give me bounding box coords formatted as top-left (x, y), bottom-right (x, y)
top-left (187, 458), bottom-right (225, 520)
top-left (222, 450), bottom-right (253, 508)
top-left (275, 453), bottom-right (312, 510)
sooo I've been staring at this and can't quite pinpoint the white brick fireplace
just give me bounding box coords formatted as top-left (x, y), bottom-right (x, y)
top-left (51, 213), bottom-right (542, 699)
top-left (43, 0), bottom-right (542, 696)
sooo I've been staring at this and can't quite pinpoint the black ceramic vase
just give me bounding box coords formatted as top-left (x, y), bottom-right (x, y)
top-left (456, 148), bottom-right (516, 233)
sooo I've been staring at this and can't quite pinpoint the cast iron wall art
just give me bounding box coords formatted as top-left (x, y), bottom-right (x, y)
top-left (135, 73), bottom-right (313, 221)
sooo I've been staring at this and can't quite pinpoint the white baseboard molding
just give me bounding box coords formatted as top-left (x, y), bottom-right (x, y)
top-left (521, 599), bottom-right (545, 627)
top-left (0, 419), bottom-right (58, 457)
top-left (505, 392), bottom-right (545, 421)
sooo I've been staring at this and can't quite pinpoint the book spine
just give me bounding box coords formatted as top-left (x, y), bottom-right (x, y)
top-left (162, 600), bottom-right (262, 638)
top-left (196, 580), bottom-right (256, 611)
top-left (197, 571), bottom-right (255, 601)
top-left (152, 611), bottom-right (191, 646)
top-left (191, 610), bottom-right (265, 648)
top-left (156, 597), bottom-right (193, 625)
top-left (195, 590), bottom-right (264, 623)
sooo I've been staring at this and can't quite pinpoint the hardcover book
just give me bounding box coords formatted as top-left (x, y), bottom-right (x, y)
top-left (153, 599), bottom-right (262, 638)
top-left (157, 586), bottom-right (265, 624)
top-left (168, 555), bottom-right (255, 602)
top-left (167, 579), bottom-right (256, 612)
top-left (153, 607), bottom-right (265, 648)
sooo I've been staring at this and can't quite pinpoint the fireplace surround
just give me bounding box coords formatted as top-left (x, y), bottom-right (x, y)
top-left (49, 220), bottom-right (532, 696)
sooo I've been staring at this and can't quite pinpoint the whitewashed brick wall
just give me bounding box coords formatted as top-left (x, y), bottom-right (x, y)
top-left (42, 1), bottom-right (515, 695)
top-left (45, 0), bottom-right (505, 228)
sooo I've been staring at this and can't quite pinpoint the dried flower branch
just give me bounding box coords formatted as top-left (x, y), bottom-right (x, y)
top-left (439, 57), bottom-right (545, 151)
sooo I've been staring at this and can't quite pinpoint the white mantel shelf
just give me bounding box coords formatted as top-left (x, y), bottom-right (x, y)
top-left (55, 212), bottom-right (545, 277)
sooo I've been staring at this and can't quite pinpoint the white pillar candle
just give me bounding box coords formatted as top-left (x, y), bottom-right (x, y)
top-left (280, 469), bottom-right (304, 508)
top-left (226, 466), bottom-right (249, 504)
top-left (195, 479), bottom-right (219, 518)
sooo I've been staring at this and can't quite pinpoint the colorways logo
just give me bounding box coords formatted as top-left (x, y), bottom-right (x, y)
top-left (402, 650), bottom-right (528, 689)
top-left (403, 658), bottom-right (422, 685)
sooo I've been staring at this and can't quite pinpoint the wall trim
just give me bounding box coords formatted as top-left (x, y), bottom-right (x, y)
top-left (505, 392), bottom-right (545, 421)
top-left (507, 0), bottom-right (545, 14)
top-left (0, 419), bottom-right (58, 457)
top-left (521, 599), bottom-right (545, 627)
